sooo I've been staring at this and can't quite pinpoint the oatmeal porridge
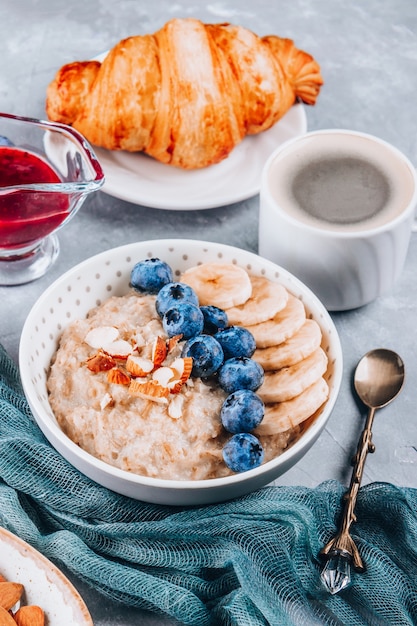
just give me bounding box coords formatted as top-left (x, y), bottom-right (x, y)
top-left (47, 260), bottom-right (329, 480)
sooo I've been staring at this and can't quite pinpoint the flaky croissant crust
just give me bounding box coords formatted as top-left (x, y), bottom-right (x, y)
top-left (46, 18), bottom-right (323, 169)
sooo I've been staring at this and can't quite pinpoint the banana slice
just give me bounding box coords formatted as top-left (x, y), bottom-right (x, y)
top-left (225, 276), bottom-right (289, 326)
top-left (181, 262), bottom-right (252, 309)
top-left (257, 347), bottom-right (328, 403)
top-left (253, 319), bottom-right (322, 370)
top-left (246, 294), bottom-right (306, 348)
top-left (255, 377), bottom-right (329, 435)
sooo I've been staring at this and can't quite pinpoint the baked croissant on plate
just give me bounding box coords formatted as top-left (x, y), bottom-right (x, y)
top-left (46, 18), bottom-right (323, 169)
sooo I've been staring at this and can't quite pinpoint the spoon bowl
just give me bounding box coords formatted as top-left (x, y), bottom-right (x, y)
top-left (354, 348), bottom-right (405, 410)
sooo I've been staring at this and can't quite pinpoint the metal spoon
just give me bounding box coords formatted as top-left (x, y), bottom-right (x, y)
top-left (354, 348), bottom-right (405, 415)
top-left (320, 348), bottom-right (405, 594)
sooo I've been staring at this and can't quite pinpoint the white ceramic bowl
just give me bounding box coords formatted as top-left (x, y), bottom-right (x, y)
top-left (20, 239), bottom-right (343, 505)
top-left (0, 526), bottom-right (92, 625)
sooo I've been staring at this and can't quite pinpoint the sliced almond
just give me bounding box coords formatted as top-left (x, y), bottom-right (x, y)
top-left (128, 379), bottom-right (169, 404)
top-left (171, 357), bottom-right (193, 381)
top-left (100, 392), bottom-right (114, 410)
top-left (102, 339), bottom-right (133, 358)
top-left (133, 332), bottom-right (146, 350)
top-left (107, 367), bottom-right (131, 386)
top-left (126, 355), bottom-right (154, 377)
top-left (169, 382), bottom-right (184, 394)
top-left (152, 366), bottom-right (175, 387)
top-left (151, 336), bottom-right (167, 368)
top-left (85, 326), bottom-right (119, 348)
top-left (14, 605), bottom-right (45, 626)
top-left (168, 395), bottom-right (184, 419)
top-left (168, 357), bottom-right (193, 393)
top-left (167, 334), bottom-right (182, 353)
top-left (86, 350), bottom-right (116, 373)
top-left (0, 581), bottom-right (23, 610)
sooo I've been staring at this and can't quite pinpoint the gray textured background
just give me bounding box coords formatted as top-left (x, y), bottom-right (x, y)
top-left (1, 1), bottom-right (417, 623)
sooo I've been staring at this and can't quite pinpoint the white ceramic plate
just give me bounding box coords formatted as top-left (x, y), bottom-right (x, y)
top-left (0, 526), bottom-right (92, 625)
top-left (20, 240), bottom-right (343, 506)
top-left (94, 105), bottom-right (306, 210)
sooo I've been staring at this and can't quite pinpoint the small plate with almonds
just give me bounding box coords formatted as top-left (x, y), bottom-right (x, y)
top-left (0, 526), bottom-right (92, 625)
top-left (19, 239), bottom-right (343, 506)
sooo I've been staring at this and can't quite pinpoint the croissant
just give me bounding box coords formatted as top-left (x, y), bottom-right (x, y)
top-left (46, 18), bottom-right (323, 169)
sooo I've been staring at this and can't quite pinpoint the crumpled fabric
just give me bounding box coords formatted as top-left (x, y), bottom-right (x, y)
top-left (0, 342), bottom-right (416, 626)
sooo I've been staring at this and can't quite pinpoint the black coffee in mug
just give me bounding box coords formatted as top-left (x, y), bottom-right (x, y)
top-left (268, 133), bottom-right (412, 233)
top-left (259, 129), bottom-right (417, 310)
top-left (291, 155), bottom-right (390, 226)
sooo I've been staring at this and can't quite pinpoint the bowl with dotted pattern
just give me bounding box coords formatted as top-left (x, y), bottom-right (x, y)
top-left (19, 239), bottom-right (343, 505)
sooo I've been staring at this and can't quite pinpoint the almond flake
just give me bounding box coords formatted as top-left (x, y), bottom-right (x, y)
top-left (169, 381), bottom-right (184, 394)
top-left (133, 332), bottom-right (146, 349)
top-left (102, 339), bottom-right (133, 358)
top-left (152, 366), bottom-right (175, 387)
top-left (86, 350), bottom-right (116, 373)
top-left (100, 392), bottom-right (113, 410)
top-left (162, 357), bottom-right (193, 394)
top-left (126, 355), bottom-right (154, 377)
top-left (169, 358), bottom-right (185, 377)
top-left (128, 379), bottom-right (169, 404)
top-left (182, 357), bottom-right (193, 380)
top-left (107, 367), bottom-right (131, 385)
top-left (171, 357), bottom-right (193, 380)
top-left (167, 334), bottom-right (182, 353)
top-left (85, 326), bottom-right (119, 348)
top-left (168, 394), bottom-right (184, 419)
top-left (151, 336), bottom-right (168, 368)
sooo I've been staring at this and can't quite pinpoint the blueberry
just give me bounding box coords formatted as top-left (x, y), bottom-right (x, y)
top-left (0, 135), bottom-right (13, 146)
top-left (200, 305), bottom-right (228, 334)
top-left (181, 334), bottom-right (224, 378)
top-left (130, 258), bottom-right (173, 294)
top-left (214, 326), bottom-right (256, 360)
top-left (156, 282), bottom-right (199, 318)
top-left (218, 357), bottom-right (264, 394)
top-left (163, 303), bottom-right (204, 340)
top-left (223, 433), bottom-right (264, 472)
top-left (220, 389), bottom-right (265, 433)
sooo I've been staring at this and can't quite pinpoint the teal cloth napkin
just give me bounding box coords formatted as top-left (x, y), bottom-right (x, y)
top-left (0, 342), bottom-right (416, 625)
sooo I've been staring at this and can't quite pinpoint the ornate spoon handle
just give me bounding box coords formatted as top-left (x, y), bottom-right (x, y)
top-left (319, 406), bottom-right (376, 593)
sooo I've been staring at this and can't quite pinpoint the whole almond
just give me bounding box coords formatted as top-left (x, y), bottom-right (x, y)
top-left (14, 605), bottom-right (45, 626)
top-left (0, 605), bottom-right (17, 626)
top-left (0, 582), bottom-right (23, 611)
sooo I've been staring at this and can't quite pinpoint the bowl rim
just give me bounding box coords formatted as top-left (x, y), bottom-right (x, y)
top-left (19, 238), bottom-right (343, 492)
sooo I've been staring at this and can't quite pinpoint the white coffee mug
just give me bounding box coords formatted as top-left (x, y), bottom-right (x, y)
top-left (258, 129), bottom-right (417, 311)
